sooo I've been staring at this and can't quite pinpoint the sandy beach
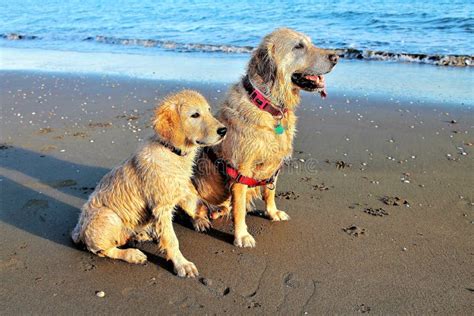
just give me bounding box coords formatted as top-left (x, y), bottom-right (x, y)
top-left (1, 69), bottom-right (473, 314)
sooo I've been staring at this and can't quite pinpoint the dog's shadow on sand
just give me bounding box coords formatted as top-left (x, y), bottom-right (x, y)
top-left (174, 213), bottom-right (235, 245)
top-left (0, 146), bottom-right (234, 271)
top-left (0, 146), bottom-right (106, 248)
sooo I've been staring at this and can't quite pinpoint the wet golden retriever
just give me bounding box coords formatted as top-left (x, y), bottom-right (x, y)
top-left (192, 28), bottom-right (338, 247)
top-left (71, 90), bottom-right (226, 277)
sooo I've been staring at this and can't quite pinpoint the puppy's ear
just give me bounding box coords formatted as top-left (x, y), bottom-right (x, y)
top-left (249, 44), bottom-right (277, 84)
top-left (153, 100), bottom-right (178, 141)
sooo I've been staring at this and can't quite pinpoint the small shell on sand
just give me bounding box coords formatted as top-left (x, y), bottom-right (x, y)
top-left (95, 291), bottom-right (105, 298)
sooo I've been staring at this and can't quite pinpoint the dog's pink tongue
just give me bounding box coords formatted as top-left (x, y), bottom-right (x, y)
top-left (305, 75), bottom-right (327, 98)
top-left (305, 75), bottom-right (320, 82)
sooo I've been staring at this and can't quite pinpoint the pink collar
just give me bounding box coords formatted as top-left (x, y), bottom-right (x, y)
top-left (242, 75), bottom-right (288, 118)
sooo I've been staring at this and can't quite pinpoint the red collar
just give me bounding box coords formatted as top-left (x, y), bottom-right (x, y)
top-left (242, 75), bottom-right (288, 118)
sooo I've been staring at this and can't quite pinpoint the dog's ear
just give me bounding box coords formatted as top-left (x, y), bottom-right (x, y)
top-left (153, 100), bottom-right (181, 143)
top-left (249, 44), bottom-right (277, 84)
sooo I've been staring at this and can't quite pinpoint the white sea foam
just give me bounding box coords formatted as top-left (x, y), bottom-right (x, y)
top-left (1, 47), bottom-right (473, 107)
top-left (3, 33), bottom-right (472, 67)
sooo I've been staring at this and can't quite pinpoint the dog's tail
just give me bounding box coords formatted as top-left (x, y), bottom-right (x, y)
top-left (71, 213), bottom-right (84, 244)
top-left (246, 187), bottom-right (262, 211)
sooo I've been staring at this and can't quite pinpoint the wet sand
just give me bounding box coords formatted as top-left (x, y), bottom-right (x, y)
top-left (1, 70), bottom-right (473, 314)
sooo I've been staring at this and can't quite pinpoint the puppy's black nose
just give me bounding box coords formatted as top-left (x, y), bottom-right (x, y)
top-left (329, 54), bottom-right (338, 64)
top-left (217, 127), bottom-right (227, 137)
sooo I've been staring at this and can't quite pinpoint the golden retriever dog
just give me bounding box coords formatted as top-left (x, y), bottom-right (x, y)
top-left (192, 28), bottom-right (338, 247)
top-left (71, 90), bottom-right (226, 277)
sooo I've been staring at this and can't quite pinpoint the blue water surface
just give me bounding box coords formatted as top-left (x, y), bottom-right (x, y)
top-left (1, 0), bottom-right (472, 55)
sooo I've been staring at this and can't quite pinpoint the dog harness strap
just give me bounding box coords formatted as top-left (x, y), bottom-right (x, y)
top-left (225, 166), bottom-right (270, 187)
top-left (204, 147), bottom-right (277, 188)
top-left (242, 75), bottom-right (288, 117)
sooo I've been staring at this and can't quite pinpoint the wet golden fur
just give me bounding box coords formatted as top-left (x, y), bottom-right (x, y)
top-left (192, 28), bottom-right (337, 247)
top-left (71, 90), bottom-right (225, 277)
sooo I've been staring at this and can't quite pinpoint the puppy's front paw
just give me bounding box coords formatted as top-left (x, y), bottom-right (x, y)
top-left (174, 260), bottom-right (199, 278)
top-left (193, 216), bottom-right (211, 232)
top-left (234, 233), bottom-right (256, 248)
top-left (124, 249), bottom-right (148, 264)
top-left (269, 210), bottom-right (290, 221)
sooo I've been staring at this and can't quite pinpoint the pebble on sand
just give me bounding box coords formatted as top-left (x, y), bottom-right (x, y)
top-left (199, 277), bottom-right (212, 286)
top-left (95, 291), bottom-right (105, 298)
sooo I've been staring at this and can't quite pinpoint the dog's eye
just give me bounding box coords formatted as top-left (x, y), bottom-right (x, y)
top-left (294, 42), bottom-right (305, 50)
top-left (191, 112), bottom-right (200, 118)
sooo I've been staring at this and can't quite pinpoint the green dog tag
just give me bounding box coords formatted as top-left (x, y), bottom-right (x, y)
top-left (275, 123), bottom-right (284, 135)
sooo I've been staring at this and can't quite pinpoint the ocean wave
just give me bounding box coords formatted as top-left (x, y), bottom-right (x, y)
top-left (2, 33), bottom-right (472, 67)
top-left (86, 35), bottom-right (473, 67)
top-left (335, 48), bottom-right (473, 67)
top-left (85, 35), bottom-right (254, 54)
top-left (1, 33), bottom-right (39, 40)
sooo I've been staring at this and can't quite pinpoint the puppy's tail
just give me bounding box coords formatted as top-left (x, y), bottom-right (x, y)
top-left (71, 213), bottom-right (84, 244)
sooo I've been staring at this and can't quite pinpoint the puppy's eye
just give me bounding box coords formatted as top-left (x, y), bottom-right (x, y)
top-left (191, 112), bottom-right (200, 118)
top-left (294, 42), bottom-right (305, 50)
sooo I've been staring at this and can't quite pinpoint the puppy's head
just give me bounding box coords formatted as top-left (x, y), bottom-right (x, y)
top-left (153, 90), bottom-right (226, 149)
top-left (248, 28), bottom-right (338, 101)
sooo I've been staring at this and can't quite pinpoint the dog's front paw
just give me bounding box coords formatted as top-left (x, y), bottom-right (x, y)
top-left (269, 210), bottom-right (290, 221)
top-left (193, 216), bottom-right (211, 232)
top-left (174, 260), bottom-right (199, 278)
top-left (234, 233), bottom-right (256, 248)
top-left (124, 249), bottom-right (148, 264)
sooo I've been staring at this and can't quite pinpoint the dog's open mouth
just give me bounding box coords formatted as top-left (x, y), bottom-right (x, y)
top-left (291, 73), bottom-right (327, 98)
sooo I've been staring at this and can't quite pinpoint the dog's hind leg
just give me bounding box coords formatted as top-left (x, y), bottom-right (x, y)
top-left (189, 202), bottom-right (212, 232)
top-left (83, 207), bottom-right (147, 264)
top-left (178, 183), bottom-right (211, 232)
top-left (209, 199), bottom-right (231, 220)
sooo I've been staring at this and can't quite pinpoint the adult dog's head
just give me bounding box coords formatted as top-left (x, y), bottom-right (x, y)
top-left (248, 28), bottom-right (338, 108)
top-left (153, 90), bottom-right (227, 151)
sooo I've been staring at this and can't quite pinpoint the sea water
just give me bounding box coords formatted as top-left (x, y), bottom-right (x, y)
top-left (0, 0), bottom-right (472, 105)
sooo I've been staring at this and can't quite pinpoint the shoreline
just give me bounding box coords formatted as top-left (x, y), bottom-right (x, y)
top-left (1, 70), bottom-right (473, 314)
top-left (1, 47), bottom-right (474, 107)
top-left (3, 34), bottom-right (473, 67)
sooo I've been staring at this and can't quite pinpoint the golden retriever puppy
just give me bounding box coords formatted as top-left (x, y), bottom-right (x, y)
top-left (192, 28), bottom-right (338, 247)
top-left (71, 90), bottom-right (227, 277)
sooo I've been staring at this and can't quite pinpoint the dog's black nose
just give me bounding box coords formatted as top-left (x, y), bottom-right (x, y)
top-left (217, 127), bottom-right (227, 137)
top-left (329, 54), bottom-right (338, 64)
